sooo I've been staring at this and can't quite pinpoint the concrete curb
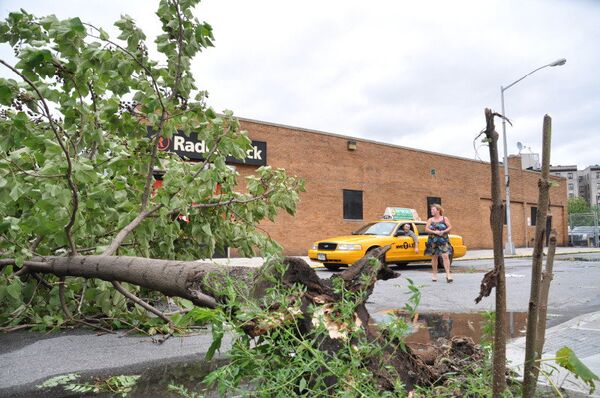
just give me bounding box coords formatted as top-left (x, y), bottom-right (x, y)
top-left (454, 248), bottom-right (600, 262)
top-left (207, 248), bottom-right (600, 268)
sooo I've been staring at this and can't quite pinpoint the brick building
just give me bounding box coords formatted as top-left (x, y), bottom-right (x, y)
top-left (228, 118), bottom-right (568, 256)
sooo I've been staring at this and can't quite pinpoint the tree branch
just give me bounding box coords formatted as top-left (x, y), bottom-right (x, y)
top-left (58, 277), bottom-right (73, 319)
top-left (111, 280), bottom-right (172, 324)
top-left (169, 0), bottom-right (185, 100)
top-left (83, 24), bottom-right (166, 114)
top-left (0, 58), bottom-right (79, 255)
top-left (0, 153), bottom-right (64, 178)
top-left (102, 206), bottom-right (162, 256)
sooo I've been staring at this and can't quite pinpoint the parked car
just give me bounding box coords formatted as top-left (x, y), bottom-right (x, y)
top-left (569, 226), bottom-right (600, 246)
top-left (308, 219), bottom-right (467, 270)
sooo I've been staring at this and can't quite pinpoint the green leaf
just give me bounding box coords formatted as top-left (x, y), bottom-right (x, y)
top-left (298, 377), bottom-right (307, 393)
top-left (99, 27), bottom-right (109, 41)
top-left (206, 321), bottom-right (224, 360)
top-left (0, 78), bottom-right (16, 105)
top-left (556, 346), bottom-right (599, 393)
top-left (37, 373), bottom-right (80, 389)
top-left (6, 280), bottom-right (22, 300)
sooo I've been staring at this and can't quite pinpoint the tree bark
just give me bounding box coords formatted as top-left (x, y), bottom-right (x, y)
top-left (532, 229), bottom-right (557, 383)
top-left (522, 115), bottom-right (553, 398)
top-left (478, 108), bottom-right (507, 396)
top-left (23, 255), bottom-right (254, 308)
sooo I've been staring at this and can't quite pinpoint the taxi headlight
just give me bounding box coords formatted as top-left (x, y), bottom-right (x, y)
top-left (337, 243), bottom-right (362, 251)
top-left (311, 243), bottom-right (318, 250)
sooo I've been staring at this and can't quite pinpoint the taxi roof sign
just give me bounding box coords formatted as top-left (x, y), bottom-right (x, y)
top-left (383, 207), bottom-right (420, 221)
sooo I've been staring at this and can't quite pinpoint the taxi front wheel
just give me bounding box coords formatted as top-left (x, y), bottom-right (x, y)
top-left (323, 263), bottom-right (341, 271)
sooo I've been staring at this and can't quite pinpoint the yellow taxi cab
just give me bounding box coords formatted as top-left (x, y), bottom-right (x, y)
top-left (308, 208), bottom-right (467, 270)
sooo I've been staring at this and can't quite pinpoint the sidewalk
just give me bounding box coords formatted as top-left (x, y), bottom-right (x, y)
top-left (507, 312), bottom-right (600, 397)
top-left (458, 245), bottom-right (600, 261)
top-left (206, 246), bottom-right (600, 268)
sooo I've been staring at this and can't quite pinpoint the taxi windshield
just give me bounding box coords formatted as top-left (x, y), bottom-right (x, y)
top-left (354, 222), bottom-right (397, 236)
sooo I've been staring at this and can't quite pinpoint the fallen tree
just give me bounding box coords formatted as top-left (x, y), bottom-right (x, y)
top-left (0, 1), bottom-right (304, 330)
top-left (1, 244), bottom-right (485, 393)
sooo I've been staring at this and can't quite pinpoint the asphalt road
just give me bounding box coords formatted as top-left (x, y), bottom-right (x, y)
top-left (1, 253), bottom-right (599, 397)
top-left (312, 253), bottom-right (600, 327)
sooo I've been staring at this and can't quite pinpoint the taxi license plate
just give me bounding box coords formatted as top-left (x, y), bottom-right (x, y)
top-left (317, 253), bottom-right (326, 261)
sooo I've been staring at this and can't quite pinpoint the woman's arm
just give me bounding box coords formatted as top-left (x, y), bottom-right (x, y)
top-left (424, 218), bottom-right (434, 234)
top-left (443, 217), bottom-right (452, 233)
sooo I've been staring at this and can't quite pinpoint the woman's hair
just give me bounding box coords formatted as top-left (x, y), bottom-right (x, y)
top-left (430, 203), bottom-right (444, 215)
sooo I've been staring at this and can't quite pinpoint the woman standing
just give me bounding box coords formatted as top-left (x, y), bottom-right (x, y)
top-left (425, 204), bottom-right (453, 282)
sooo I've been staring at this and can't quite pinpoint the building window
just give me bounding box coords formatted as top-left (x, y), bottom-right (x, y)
top-left (531, 207), bottom-right (537, 226)
top-left (597, 172), bottom-right (600, 178)
top-left (426, 197), bottom-right (442, 218)
top-left (343, 189), bottom-right (363, 220)
top-left (569, 193), bottom-right (575, 198)
top-left (568, 183), bottom-right (574, 190)
top-left (568, 173), bottom-right (573, 179)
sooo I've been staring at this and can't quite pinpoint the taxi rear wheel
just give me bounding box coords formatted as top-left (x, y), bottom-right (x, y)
top-left (436, 252), bottom-right (453, 266)
top-left (323, 263), bottom-right (341, 271)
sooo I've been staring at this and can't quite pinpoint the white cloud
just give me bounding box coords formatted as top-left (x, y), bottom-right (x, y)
top-left (1, 0), bottom-right (598, 168)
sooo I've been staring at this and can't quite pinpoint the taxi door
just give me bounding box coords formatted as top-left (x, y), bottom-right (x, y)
top-left (387, 224), bottom-right (418, 262)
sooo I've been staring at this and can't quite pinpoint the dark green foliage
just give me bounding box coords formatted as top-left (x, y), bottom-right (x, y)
top-left (0, 1), bottom-right (303, 331)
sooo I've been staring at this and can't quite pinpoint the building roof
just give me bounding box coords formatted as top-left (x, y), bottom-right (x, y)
top-left (237, 116), bottom-right (561, 179)
top-left (549, 165), bottom-right (578, 172)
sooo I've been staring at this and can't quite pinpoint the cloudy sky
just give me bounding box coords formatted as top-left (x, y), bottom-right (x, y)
top-left (1, 0), bottom-right (599, 168)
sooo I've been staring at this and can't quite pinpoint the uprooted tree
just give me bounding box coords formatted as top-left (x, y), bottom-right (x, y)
top-left (0, 2), bottom-right (487, 395)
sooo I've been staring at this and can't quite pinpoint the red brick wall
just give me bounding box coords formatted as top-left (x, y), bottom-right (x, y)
top-left (234, 119), bottom-right (567, 256)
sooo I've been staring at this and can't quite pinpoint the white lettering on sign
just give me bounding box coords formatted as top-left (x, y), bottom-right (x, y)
top-left (174, 136), bottom-right (207, 153)
top-left (246, 145), bottom-right (263, 160)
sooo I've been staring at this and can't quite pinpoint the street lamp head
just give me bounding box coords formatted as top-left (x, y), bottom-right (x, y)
top-left (550, 58), bottom-right (567, 67)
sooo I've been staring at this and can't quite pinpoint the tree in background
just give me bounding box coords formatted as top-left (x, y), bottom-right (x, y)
top-left (568, 197), bottom-right (590, 214)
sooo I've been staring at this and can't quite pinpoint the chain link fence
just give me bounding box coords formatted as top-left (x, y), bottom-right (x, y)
top-left (569, 212), bottom-right (599, 247)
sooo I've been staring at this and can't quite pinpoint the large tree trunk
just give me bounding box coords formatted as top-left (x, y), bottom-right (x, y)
top-left (22, 256), bottom-right (255, 308)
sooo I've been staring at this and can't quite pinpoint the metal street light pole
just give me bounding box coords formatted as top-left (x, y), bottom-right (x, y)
top-left (500, 58), bottom-right (566, 255)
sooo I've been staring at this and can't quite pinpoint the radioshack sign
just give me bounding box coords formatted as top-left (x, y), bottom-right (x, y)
top-left (151, 129), bottom-right (267, 166)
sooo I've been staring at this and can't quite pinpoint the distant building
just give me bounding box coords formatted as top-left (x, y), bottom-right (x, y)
top-left (550, 164), bottom-right (600, 206)
top-left (550, 165), bottom-right (579, 199)
top-left (520, 153), bottom-right (541, 171)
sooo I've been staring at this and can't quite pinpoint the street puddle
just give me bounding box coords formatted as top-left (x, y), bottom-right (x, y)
top-left (31, 359), bottom-right (233, 398)
top-left (371, 310), bottom-right (528, 346)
